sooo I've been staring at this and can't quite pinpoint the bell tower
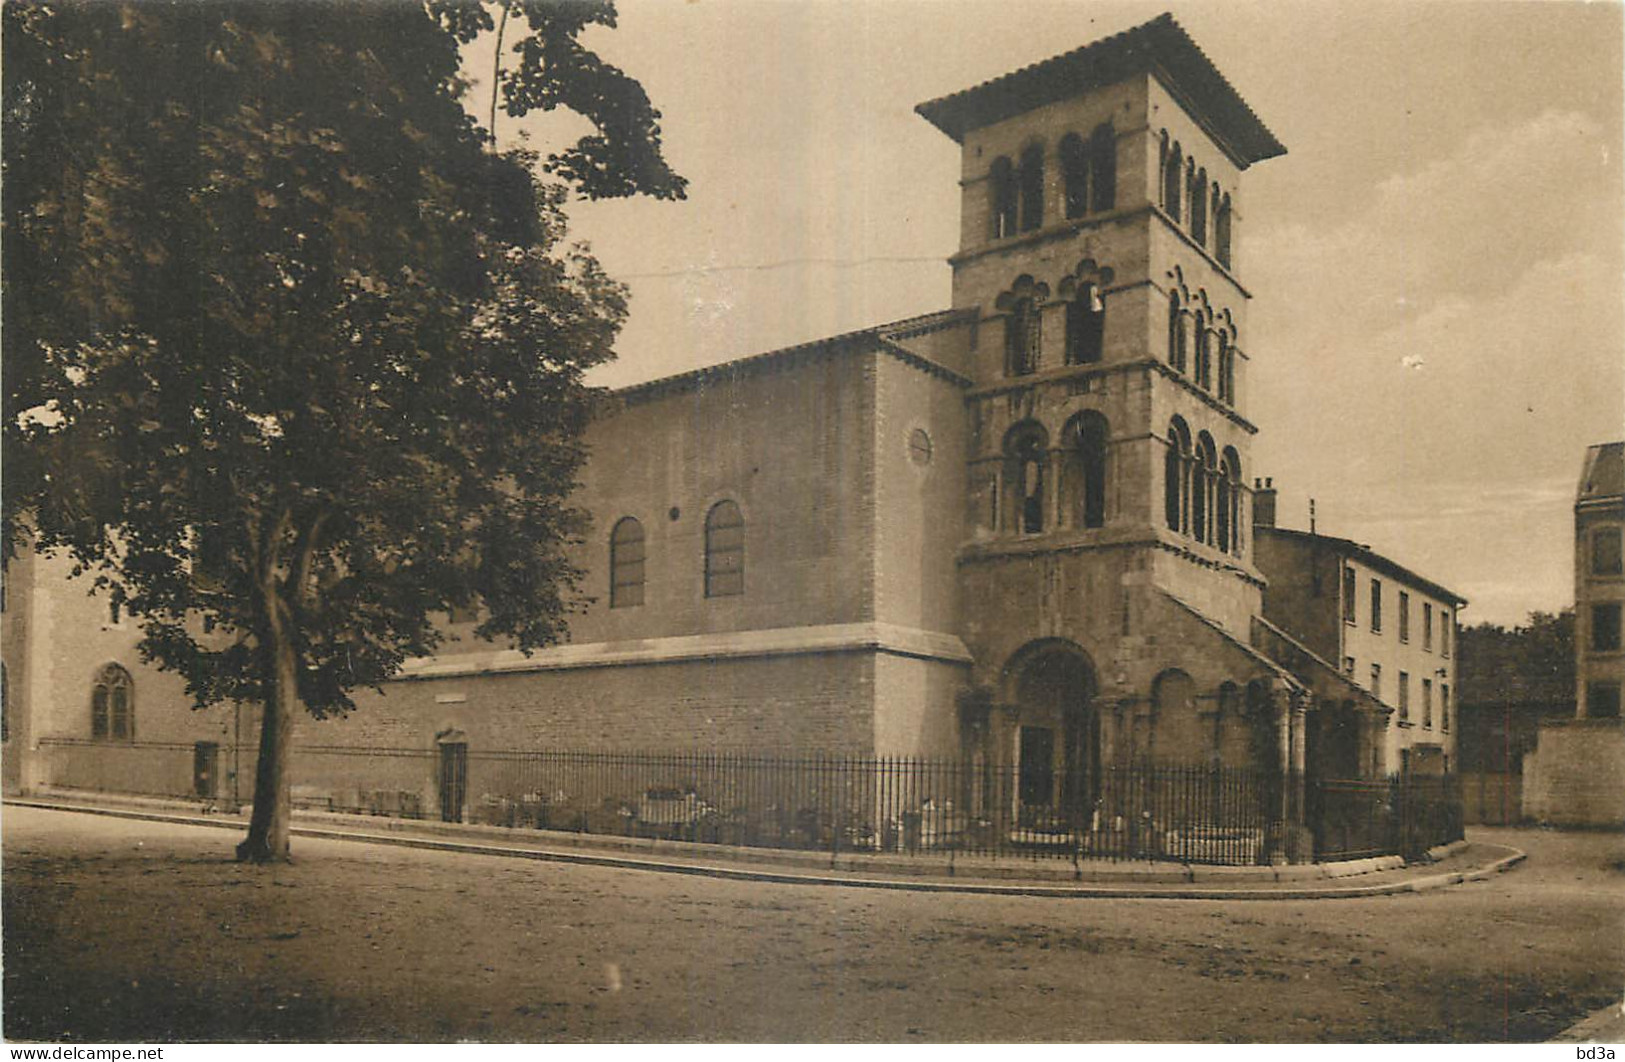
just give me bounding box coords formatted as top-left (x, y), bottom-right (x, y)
top-left (917, 13), bottom-right (1285, 635)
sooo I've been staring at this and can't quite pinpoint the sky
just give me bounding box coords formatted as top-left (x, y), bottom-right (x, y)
top-left (471, 0), bottom-right (1625, 630)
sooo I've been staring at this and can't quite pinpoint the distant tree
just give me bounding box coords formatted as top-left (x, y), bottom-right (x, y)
top-left (2, 0), bottom-right (684, 862)
top-left (1457, 609), bottom-right (1575, 704)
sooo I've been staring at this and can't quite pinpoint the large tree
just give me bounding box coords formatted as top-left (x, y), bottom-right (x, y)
top-left (2, 0), bottom-right (684, 861)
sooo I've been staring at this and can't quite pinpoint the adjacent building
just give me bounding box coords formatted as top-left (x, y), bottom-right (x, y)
top-left (1251, 481), bottom-right (1466, 779)
top-left (1522, 442), bottom-right (1625, 826)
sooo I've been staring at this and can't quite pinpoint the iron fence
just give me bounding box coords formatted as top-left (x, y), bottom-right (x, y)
top-left (1312, 772), bottom-right (1465, 862)
top-left (35, 739), bottom-right (1463, 866)
top-left (285, 747), bottom-right (1281, 865)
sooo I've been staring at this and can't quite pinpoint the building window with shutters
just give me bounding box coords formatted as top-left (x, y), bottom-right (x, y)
top-left (704, 501), bottom-right (744, 598)
top-left (91, 663), bottom-right (135, 742)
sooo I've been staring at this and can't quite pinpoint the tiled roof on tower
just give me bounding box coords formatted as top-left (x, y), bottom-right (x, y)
top-left (915, 13), bottom-right (1286, 169)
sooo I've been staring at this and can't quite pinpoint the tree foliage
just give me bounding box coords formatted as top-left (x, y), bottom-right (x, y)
top-left (1457, 609), bottom-right (1575, 705)
top-left (2, 0), bottom-right (683, 859)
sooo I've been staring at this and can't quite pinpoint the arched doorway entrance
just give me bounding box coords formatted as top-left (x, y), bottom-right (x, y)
top-left (1005, 642), bottom-right (1100, 830)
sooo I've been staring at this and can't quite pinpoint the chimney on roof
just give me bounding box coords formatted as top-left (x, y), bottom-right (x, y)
top-left (1253, 476), bottom-right (1277, 529)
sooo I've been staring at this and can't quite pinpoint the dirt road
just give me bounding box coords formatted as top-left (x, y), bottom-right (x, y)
top-left (3, 806), bottom-right (1619, 1042)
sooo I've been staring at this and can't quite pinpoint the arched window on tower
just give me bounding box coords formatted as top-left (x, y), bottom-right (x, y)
top-left (1004, 422), bottom-right (1050, 535)
top-left (1191, 167), bottom-right (1208, 245)
top-left (1163, 142), bottom-right (1183, 222)
top-left (91, 663), bottom-right (134, 742)
top-left (1185, 159), bottom-right (1199, 236)
top-left (1157, 131), bottom-right (1171, 212)
top-left (1165, 417), bottom-right (1192, 533)
top-left (989, 156), bottom-right (1017, 240)
top-left (1088, 124), bottom-right (1116, 213)
top-left (1216, 193), bottom-right (1233, 268)
top-left (704, 501), bottom-right (744, 598)
top-left (1193, 433), bottom-right (1217, 544)
top-left (1194, 318), bottom-right (1211, 391)
top-left (1004, 296), bottom-right (1042, 376)
top-left (1061, 134), bottom-right (1087, 220)
top-left (609, 517), bottom-right (645, 608)
top-left (1065, 283), bottom-right (1105, 365)
top-left (1063, 412), bottom-right (1109, 530)
top-left (1220, 448), bottom-right (1243, 555)
top-left (1167, 292), bottom-right (1186, 373)
top-left (1218, 328), bottom-right (1235, 405)
top-left (1018, 144), bottom-right (1044, 232)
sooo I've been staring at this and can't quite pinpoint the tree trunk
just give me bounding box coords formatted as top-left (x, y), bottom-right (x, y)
top-left (236, 614), bottom-right (298, 862)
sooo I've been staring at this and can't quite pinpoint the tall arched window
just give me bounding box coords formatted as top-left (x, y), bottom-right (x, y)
top-left (609, 517), bottom-right (645, 608)
top-left (1063, 412), bottom-right (1109, 530)
top-left (1005, 296), bottom-right (1042, 376)
top-left (704, 501), bottom-right (744, 598)
top-left (1215, 193), bottom-right (1233, 268)
top-left (1220, 448), bottom-right (1243, 555)
top-left (1065, 283), bottom-right (1105, 365)
top-left (1185, 159), bottom-right (1198, 234)
top-left (1167, 292), bottom-right (1186, 373)
top-left (1163, 141), bottom-right (1183, 222)
top-left (1191, 167), bottom-right (1208, 245)
top-left (1193, 433), bottom-right (1217, 544)
top-left (1194, 318), bottom-right (1212, 391)
top-left (1060, 134), bottom-right (1087, 219)
top-left (1018, 144), bottom-right (1044, 232)
top-left (1004, 422), bottom-right (1049, 535)
top-left (1217, 330), bottom-right (1234, 404)
top-left (989, 156), bottom-right (1017, 239)
top-left (1087, 124), bottom-right (1116, 213)
top-left (1157, 131), bottom-right (1171, 211)
top-left (1165, 418), bottom-right (1191, 533)
top-left (91, 663), bottom-right (134, 742)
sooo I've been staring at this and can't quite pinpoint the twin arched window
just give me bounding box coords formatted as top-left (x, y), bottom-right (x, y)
top-left (1001, 415), bottom-right (1110, 535)
top-left (1061, 125), bottom-right (1116, 220)
top-left (990, 126), bottom-right (1116, 242)
top-left (607, 501), bottom-right (745, 604)
top-left (91, 663), bottom-right (134, 742)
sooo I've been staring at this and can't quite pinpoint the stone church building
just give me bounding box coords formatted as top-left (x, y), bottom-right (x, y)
top-left (4, 16), bottom-right (1439, 854)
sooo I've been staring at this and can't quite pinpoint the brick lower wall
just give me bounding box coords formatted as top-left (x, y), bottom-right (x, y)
top-left (1522, 720), bottom-right (1625, 826)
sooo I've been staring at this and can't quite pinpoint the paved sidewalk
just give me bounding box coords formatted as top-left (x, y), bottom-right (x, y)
top-left (6, 790), bottom-right (1524, 900)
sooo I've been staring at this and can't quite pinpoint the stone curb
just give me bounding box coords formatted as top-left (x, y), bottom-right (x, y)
top-left (5, 797), bottom-right (1527, 901)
